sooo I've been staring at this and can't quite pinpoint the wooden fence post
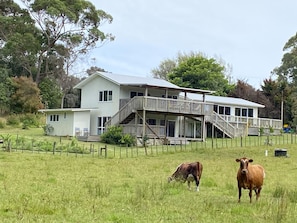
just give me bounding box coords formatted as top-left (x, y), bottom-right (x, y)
top-left (53, 142), bottom-right (56, 155)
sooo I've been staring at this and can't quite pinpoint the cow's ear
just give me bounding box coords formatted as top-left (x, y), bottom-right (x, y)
top-left (236, 159), bottom-right (240, 162)
top-left (249, 159), bottom-right (253, 163)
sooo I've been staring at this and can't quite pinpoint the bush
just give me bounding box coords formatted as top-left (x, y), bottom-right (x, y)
top-left (100, 126), bottom-right (124, 145)
top-left (120, 134), bottom-right (136, 146)
top-left (101, 126), bottom-right (136, 146)
top-left (43, 124), bottom-right (54, 135)
top-left (6, 115), bottom-right (20, 126)
top-left (20, 114), bottom-right (42, 128)
top-left (0, 120), bottom-right (6, 128)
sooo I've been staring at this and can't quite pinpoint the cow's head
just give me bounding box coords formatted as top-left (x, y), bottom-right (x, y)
top-left (168, 176), bottom-right (174, 183)
top-left (236, 157), bottom-right (253, 174)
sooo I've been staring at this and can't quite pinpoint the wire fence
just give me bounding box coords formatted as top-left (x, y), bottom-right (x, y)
top-left (0, 133), bottom-right (296, 158)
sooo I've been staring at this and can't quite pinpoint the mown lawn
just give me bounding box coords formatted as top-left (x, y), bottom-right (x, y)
top-left (0, 129), bottom-right (296, 222)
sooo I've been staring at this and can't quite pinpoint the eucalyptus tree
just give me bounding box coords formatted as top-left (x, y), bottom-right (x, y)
top-left (21, 0), bottom-right (114, 83)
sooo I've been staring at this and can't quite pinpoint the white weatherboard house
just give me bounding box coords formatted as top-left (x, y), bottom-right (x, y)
top-left (39, 72), bottom-right (282, 143)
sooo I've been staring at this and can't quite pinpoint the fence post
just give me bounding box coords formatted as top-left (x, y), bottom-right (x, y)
top-left (240, 136), bottom-right (243, 147)
top-left (53, 142), bottom-right (56, 155)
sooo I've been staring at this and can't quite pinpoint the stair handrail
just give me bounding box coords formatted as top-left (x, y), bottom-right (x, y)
top-left (210, 112), bottom-right (237, 138)
top-left (106, 97), bottom-right (143, 127)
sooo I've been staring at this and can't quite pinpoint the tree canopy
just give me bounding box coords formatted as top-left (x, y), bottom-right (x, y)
top-left (0, 0), bottom-right (114, 112)
top-left (152, 52), bottom-right (235, 96)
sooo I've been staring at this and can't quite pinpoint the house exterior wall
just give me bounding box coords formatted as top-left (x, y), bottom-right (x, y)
top-left (45, 111), bottom-right (90, 136)
top-left (73, 111), bottom-right (91, 136)
top-left (46, 111), bottom-right (74, 136)
top-left (80, 76), bottom-right (120, 116)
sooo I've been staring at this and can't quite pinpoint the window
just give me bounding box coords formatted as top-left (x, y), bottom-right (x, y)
top-left (147, 119), bottom-right (156, 125)
top-left (130, 91), bottom-right (144, 98)
top-left (242, 108), bottom-right (247, 117)
top-left (99, 90), bottom-right (112, 101)
top-left (50, 114), bottom-right (59, 122)
top-left (213, 105), bottom-right (218, 113)
top-left (97, 116), bottom-right (111, 135)
top-left (219, 106), bottom-right (224, 115)
top-left (225, 107), bottom-right (231, 115)
top-left (235, 108), bottom-right (240, 116)
top-left (248, 108), bottom-right (253, 117)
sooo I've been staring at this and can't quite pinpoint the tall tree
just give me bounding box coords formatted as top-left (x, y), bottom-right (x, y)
top-left (21, 0), bottom-right (114, 83)
top-left (168, 54), bottom-right (234, 96)
top-left (272, 32), bottom-right (297, 126)
top-left (10, 76), bottom-right (44, 113)
top-left (152, 52), bottom-right (234, 95)
top-left (0, 68), bottom-right (13, 114)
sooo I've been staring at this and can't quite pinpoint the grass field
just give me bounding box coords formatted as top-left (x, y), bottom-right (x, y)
top-left (0, 128), bottom-right (297, 222)
top-left (0, 128), bottom-right (297, 223)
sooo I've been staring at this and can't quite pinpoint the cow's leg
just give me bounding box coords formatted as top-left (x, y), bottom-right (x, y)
top-left (249, 189), bottom-right (253, 203)
top-left (256, 187), bottom-right (262, 201)
top-left (238, 187), bottom-right (242, 203)
top-left (187, 180), bottom-right (191, 190)
top-left (193, 175), bottom-right (199, 192)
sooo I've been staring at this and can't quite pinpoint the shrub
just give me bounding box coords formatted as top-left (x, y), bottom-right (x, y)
top-left (43, 124), bottom-right (54, 135)
top-left (20, 114), bottom-right (42, 128)
top-left (0, 120), bottom-right (6, 128)
top-left (6, 115), bottom-right (20, 126)
top-left (100, 126), bottom-right (124, 145)
top-left (120, 134), bottom-right (136, 146)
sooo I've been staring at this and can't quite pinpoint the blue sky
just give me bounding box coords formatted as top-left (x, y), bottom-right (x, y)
top-left (85, 0), bottom-right (297, 89)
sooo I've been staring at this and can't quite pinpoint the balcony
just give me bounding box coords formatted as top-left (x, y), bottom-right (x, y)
top-left (107, 96), bottom-right (214, 126)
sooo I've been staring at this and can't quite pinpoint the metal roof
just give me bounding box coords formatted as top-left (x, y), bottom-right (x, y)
top-left (74, 72), bottom-right (214, 94)
top-left (185, 93), bottom-right (265, 108)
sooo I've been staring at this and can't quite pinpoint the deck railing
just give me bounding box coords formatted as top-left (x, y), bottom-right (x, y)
top-left (217, 115), bottom-right (282, 129)
top-left (106, 96), bottom-right (213, 127)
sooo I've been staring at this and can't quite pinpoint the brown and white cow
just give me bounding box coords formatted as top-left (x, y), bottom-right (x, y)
top-left (236, 157), bottom-right (265, 203)
top-left (168, 162), bottom-right (203, 191)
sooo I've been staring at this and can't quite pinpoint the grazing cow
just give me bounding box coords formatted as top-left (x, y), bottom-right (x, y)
top-left (168, 162), bottom-right (203, 191)
top-left (236, 157), bottom-right (265, 203)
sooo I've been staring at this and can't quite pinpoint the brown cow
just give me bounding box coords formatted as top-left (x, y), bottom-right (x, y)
top-left (236, 157), bottom-right (265, 203)
top-left (168, 162), bottom-right (203, 191)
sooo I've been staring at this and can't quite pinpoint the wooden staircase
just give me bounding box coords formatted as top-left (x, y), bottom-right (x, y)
top-left (206, 112), bottom-right (246, 138)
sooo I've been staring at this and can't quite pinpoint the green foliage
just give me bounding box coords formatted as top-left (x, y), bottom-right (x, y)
top-left (43, 124), bottom-right (54, 135)
top-left (6, 115), bottom-right (20, 126)
top-left (10, 76), bottom-right (44, 113)
top-left (100, 126), bottom-right (136, 146)
top-left (168, 55), bottom-right (230, 95)
top-left (259, 127), bottom-right (264, 136)
top-left (0, 120), bottom-right (5, 129)
top-left (0, 69), bottom-right (13, 114)
top-left (100, 126), bottom-right (123, 144)
top-left (119, 133), bottom-right (136, 146)
top-left (39, 78), bottom-right (63, 109)
top-left (20, 114), bottom-right (42, 128)
top-left (152, 52), bottom-right (234, 96)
